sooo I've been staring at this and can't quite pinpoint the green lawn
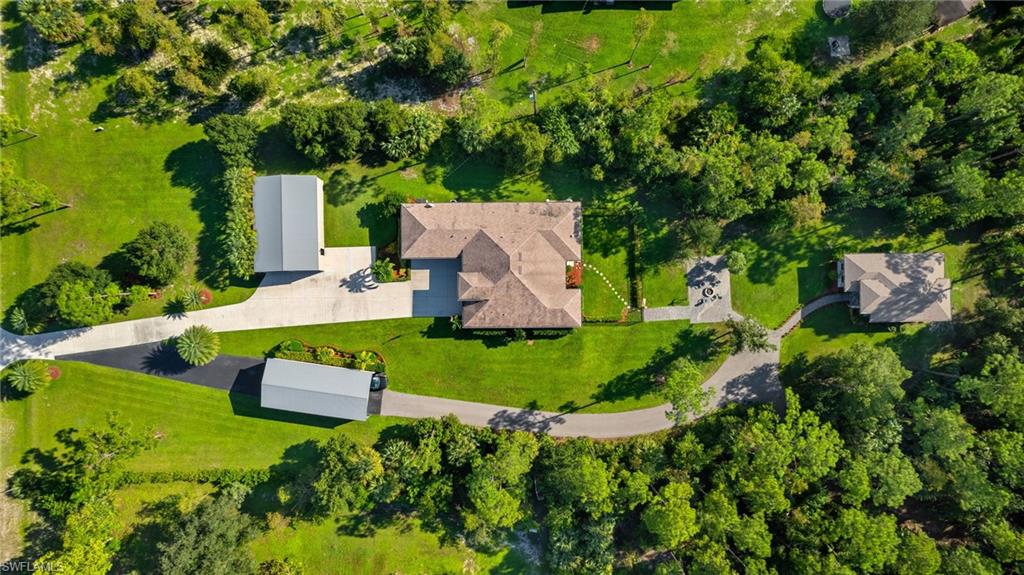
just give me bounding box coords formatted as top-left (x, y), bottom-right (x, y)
top-left (730, 209), bottom-right (984, 328)
top-left (219, 318), bottom-right (726, 413)
top-left (582, 246), bottom-right (631, 320)
top-left (0, 13), bottom-right (258, 329)
top-left (0, 365), bottom-right (527, 574)
top-left (780, 304), bottom-right (945, 371)
top-left (452, 1), bottom-right (835, 111)
top-left (0, 362), bottom-right (398, 475)
top-left (251, 516), bottom-right (533, 575)
top-left (642, 259), bottom-right (688, 308)
top-left (108, 481), bottom-right (529, 575)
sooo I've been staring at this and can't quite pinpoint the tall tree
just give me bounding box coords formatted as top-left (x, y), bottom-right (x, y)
top-left (157, 485), bottom-right (257, 575)
top-left (661, 357), bottom-right (711, 425)
top-left (628, 8), bottom-right (653, 67)
top-left (123, 222), bottom-right (192, 287)
top-left (642, 481), bottom-right (698, 549)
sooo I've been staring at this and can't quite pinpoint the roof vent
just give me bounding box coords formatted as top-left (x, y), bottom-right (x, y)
top-left (425, 202), bottom-right (434, 208)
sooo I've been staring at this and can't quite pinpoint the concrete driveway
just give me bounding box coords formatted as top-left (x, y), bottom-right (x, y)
top-left (1, 247), bottom-right (414, 367)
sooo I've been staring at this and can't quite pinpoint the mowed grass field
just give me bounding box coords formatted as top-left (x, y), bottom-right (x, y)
top-left (0, 364), bottom-right (528, 572)
top-left (453, 1), bottom-right (832, 110)
top-left (779, 304), bottom-right (944, 370)
top-left (218, 318), bottom-right (727, 413)
top-left (0, 362), bottom-right (397, 474)
top-left (0, 9), bottom-right (259, 325)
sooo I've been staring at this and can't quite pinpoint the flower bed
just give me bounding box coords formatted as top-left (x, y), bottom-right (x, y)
top-left (566, 261), bottom-right (583, 288)
top-left (268, 339), bottom-right (386, 372)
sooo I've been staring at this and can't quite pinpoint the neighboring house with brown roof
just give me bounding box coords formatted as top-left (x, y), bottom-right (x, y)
top-left (400, 201), bottom-right (583, 329)
top-left (839, 253), bottom-right (952, 323)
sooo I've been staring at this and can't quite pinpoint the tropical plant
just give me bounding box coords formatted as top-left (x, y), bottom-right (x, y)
top-left (4, 360), bottom-right (52, 393)
top-left (353, 350), bottom-right (377, 371)
top-left (180, 287), bottom-right (206, 311)
top-left (220, 167), bottom-right (258, 281)
top-left (175, 325), bottom-right (220, 366)
top-left (370, 259), bottom-right (395, 283)
top-left (9, 306), bottom-right (35, 334)
top-left (450, 315), bottom-right (462, 330)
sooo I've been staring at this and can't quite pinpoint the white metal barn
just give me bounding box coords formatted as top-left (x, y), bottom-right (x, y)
top-left (253, 175), bottom-right (324, 273)
top-left (259, 358), bottom-right (372, 421)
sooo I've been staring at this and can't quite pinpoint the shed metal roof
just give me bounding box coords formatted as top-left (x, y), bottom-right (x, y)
top-left (253, 175), bottom-right (324, 272)
top-left (260, 358), bottom-right (371, 421)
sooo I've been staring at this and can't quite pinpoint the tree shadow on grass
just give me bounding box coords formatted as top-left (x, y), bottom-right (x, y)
top-left (356, 201), bottom-right (398, 249)
top-left (52, 49), bottom-right (121, 96)
top-left (325, 169), bottom-right (379, 207)
top-left (165, 140), bottom-right (230, 289)
top-left (1, 5), bottom-right (59, 73)
top-left (590, 325), bottom-right (722, 405)
top-left (417, 317), bottom-right (572, 349)
top-left (256, 122), bottom-right (314, 175)
top-left (111, 495), bottom-right (185, 575)
top-left (787, 1), bottom-right (850, 73)
top-left (245, 440), bottom-right (320, 517)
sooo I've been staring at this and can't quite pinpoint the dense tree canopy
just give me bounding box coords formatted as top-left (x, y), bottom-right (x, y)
top-left (122, 222), bottom-right (192, 287)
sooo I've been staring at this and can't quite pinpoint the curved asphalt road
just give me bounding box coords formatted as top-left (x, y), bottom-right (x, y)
top-left (381, 293), bottom-right (852, 437)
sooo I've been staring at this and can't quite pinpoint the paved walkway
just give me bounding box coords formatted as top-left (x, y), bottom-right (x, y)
top-left (643, 256), bottom-right (741, 324)
top-left (0, 247), bottom-right (414, 369)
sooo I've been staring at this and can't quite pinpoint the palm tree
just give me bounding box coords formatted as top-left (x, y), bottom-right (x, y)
top-left (175, 325), bottom-right (220, 366)
top-left (5, 360), bottom-right (52, 393)
top-left (9, 306), bottom-right (34, 334)
top-left (180, 287), bottom-right (206, 311)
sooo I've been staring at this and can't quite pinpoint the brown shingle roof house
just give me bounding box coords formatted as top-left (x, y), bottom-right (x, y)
top-left (839, 253), bottom-right (952, 323)
top-left (400, 201), bottom-right (582, 329)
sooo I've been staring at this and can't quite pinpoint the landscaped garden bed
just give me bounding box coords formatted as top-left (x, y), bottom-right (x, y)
top-left (268, 339), bottom-right (385, 373)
